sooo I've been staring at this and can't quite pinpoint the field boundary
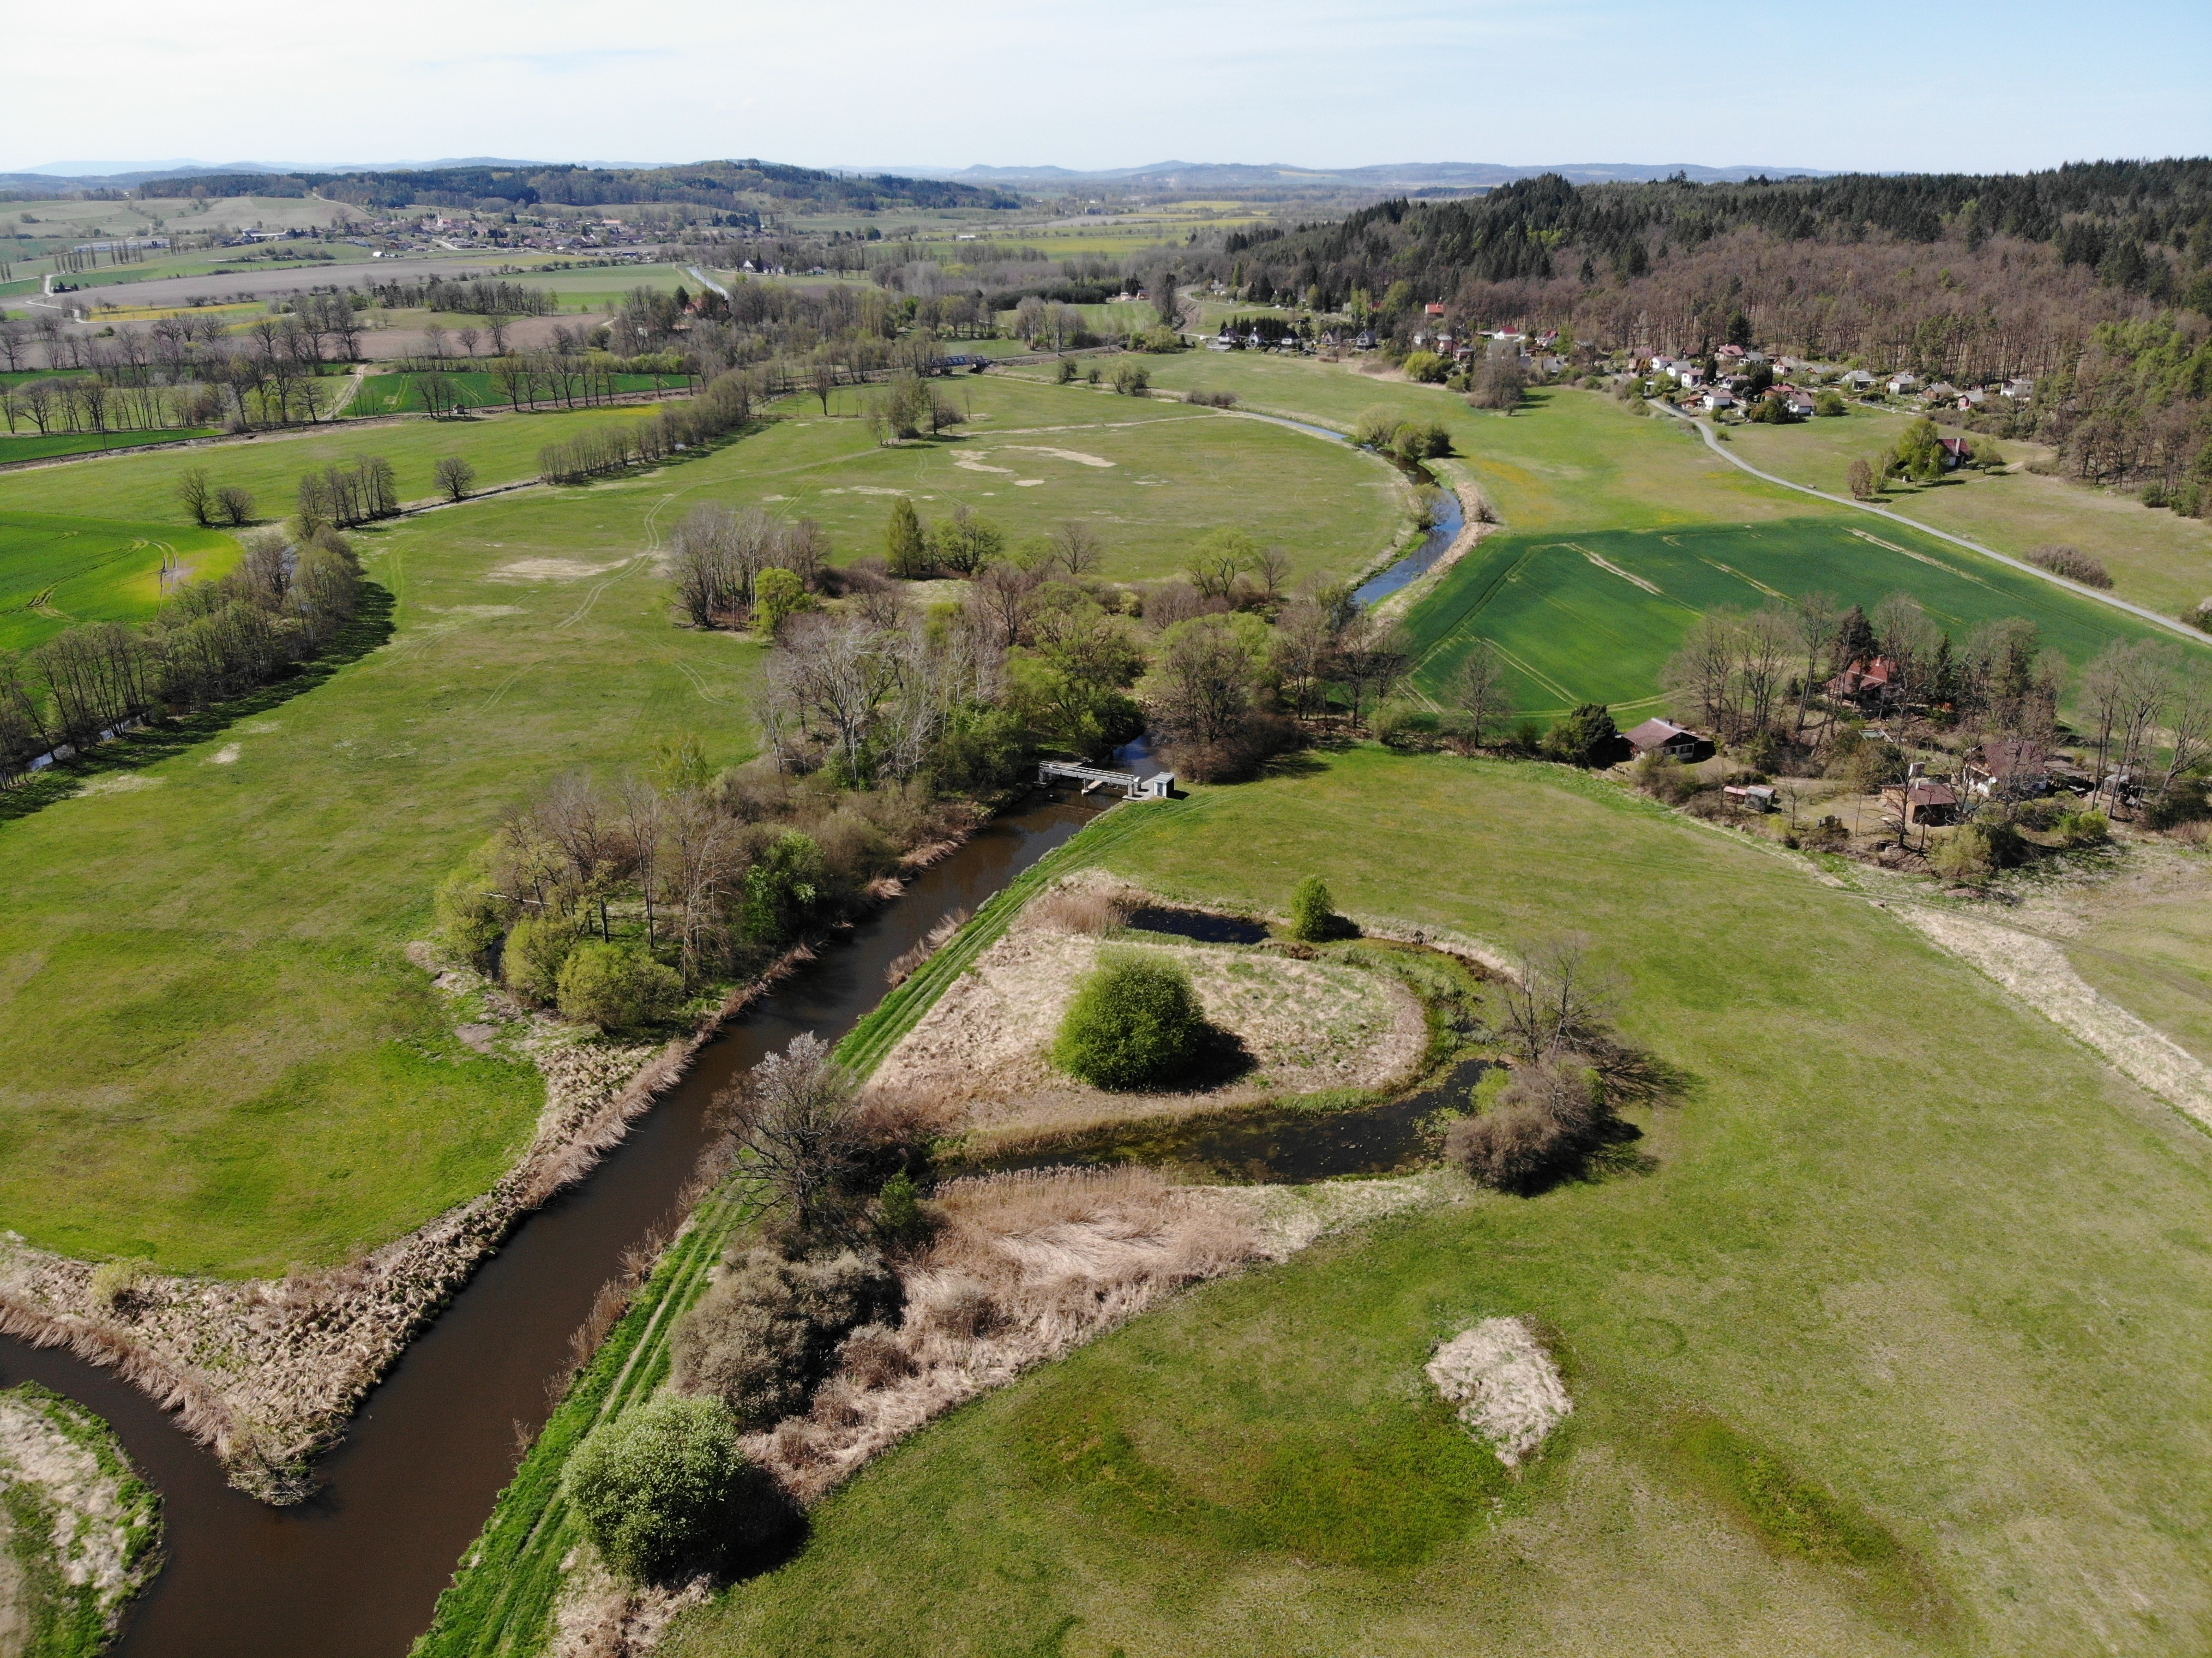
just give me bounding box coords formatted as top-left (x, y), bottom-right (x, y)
top-left (1654, 403), bottom-right (2212, 648)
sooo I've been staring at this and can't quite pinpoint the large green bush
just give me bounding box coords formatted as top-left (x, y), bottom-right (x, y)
top-left (562, 1396), bottom-right (785, 1583)
top-left (1050, 952), bottom-right (1206, 1090)
top-left (556, 941), bottom-right (681, 1029)
top-left (502, 915), bottom-right (576, 1005)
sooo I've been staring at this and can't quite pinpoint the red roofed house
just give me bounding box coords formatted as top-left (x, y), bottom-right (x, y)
top-left (1826, 656), bottom-right (1897, 703)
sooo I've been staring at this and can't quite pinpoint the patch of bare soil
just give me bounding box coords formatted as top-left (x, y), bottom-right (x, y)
top-left (868, 895), bottom-right (1426, 1144)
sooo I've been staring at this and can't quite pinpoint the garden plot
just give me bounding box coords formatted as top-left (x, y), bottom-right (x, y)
top-left (867, 911), bottom-right (1426, 1139)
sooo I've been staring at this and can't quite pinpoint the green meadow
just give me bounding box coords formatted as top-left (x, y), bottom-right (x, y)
top-left (0, 462), bottom-right (764, 1274)
top-left (696, 378), bottom-right (1405, 584)
top-left (0, 405), bottom-right (648, 523)
top-left (0, 427), bottom-right (220, 467)
top-left (672, 748), bottom-right (2212, 1658)
top-left (0, 509), bottom-right (239, 650)
top-left (1403, 516), bottom-right (2180, 718)
top-left (346, 369), bottom-right (694, 417)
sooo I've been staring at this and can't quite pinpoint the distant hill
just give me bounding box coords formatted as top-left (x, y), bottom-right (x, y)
top-left (0, 159), bottom-right (1019, 212)
top-left (904, 160), bottom-right (1839, 195)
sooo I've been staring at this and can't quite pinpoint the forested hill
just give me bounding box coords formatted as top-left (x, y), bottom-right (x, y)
top-left (1216, 159), bottom-right (2212, 489)
top-left (134, 160), bottom-right (1020, 213)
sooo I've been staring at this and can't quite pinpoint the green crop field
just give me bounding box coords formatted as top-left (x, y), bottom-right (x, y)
top-left (0, 405), bottom-right (650, 524)
top-left (346, 370), bottom-right (694, 417)
top-left (1401, 516), bottom-right (2183, 718)
top-left (670, 747), bottom-right (2212, 1658)
top-left (0, 509), bottom-right (241, 650)
top-left (0, 428), bottom-right (219, 467)
top-left (695, 377), bottom-right (1406, 584)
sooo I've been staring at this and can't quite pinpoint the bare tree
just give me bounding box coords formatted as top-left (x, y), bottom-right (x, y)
top-left (712, 1033), bottom-right (862, 1233)
top-left (1495, 936), bottom-right (1618, 1063)
top-left (1450, 638), bottom-right (1513, 747)
top-left (1049, 520), bottom-right (1103, 576)
top-left (1792, 590), bottom-right (1839, 732)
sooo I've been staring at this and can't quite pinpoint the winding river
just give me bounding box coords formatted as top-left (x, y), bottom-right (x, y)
top-left (0, 796), bottom-right (1101, 1658)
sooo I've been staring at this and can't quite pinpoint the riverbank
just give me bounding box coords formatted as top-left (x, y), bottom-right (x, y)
top-left (0, 831), bottom-right (985, 1506)
top-left (0, 1381), bottom-right (162, 1656)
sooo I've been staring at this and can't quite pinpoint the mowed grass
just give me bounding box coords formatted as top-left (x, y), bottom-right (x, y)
top-left (1726, 407), bottom-right (2212, 621)
top-left (0, 405), bottom-right (650, 524)
top-left (673, 748), bottom-right (2212, 1658)
top-left (1403, 515), bottom-right (2180, 719)
top-left (684, 378), bottom-right (1405, 584)
top-left (0, 509), bottom-right (241, 650)
top-left (0, 459), bottom-right (765, 1275)
top-left (347, 370), bottom-right (693, 417)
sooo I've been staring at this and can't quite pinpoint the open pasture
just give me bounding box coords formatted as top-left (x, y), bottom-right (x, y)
top-left (1403, 515), bottom-right (2181, 718)
top-left (0, 463), bottom-right (763, 1273)
top-left (0, 509), bottom-right (239, 649)
top-left (1726, 407), bottom-right (2212, 622)
top-left (674, 748), bottom-right (2212, 1658)
top-left (691, 378), bottom-right (1405, 584)
top-left (0, 426), bottom-right (220, 468)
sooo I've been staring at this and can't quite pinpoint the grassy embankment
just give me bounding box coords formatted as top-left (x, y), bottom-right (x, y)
top-left (410, 803), bottom-right (1171, 1656)
top-left (0, 510), bottom-right (239, 650)
top-left (668, 746), bottom-right (2212, 1658)
top-left (1726, 405), bottom-right (2212, 622)
top-left (0, 437), bottom-right (766, 1274)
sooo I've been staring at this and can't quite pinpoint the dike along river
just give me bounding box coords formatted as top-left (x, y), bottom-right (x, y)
top-left (0, 796), bottom-right (1103, 1658)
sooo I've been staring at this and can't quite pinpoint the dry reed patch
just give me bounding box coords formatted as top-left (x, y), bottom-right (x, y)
top-left (869, 924), bottom-right (1424, 1139)
top-left (1426, 1316), bottom-right (1572, 1468)
top-left (0, 1385), bottom-right (160, 1640)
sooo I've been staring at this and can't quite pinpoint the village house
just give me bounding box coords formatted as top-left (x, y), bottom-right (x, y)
top-left (1701, 388), bottom-right (1737, 411)
top-left (1922, 382), bottom-right (1961, 404)
top-left (1841, 369), bottom-right (1877, 389)
top-left (1826, 656), bottom-right (1897, 702)
top-left (1886, 371), bottom-right (1920, 395)
top-left (2003, 376), bottom-right (2035, 401)
top-left (1723, 783), bottom-right (1779, 812)
top-left (1936, 437), bottom-right (1976, 468)
top-left (1963, 739), bottom-right (2050, 800)
top-left (1882, 771), bottom-right (1959, 828)
top-left (1622, 717), bottom-right (1706, 760)
top-left (1781, 388), bottom-right (1818, 418)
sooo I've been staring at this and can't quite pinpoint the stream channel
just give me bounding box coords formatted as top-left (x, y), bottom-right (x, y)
top-left (0, 796), bottom-right (1104, 1658)
top-left (1351, 472), bottom-right (1465, 608)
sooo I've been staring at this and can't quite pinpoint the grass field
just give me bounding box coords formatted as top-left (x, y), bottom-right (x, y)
top-left (695, 377), bottom-right (1405, 584)
top-left (670, 747), bottom-right (2212, 1658)
top-left (1726, 407), bottom-right (2212, 622)
top-left (0, 406), bottom-right (650, 524)
top-left (1402, 515), bottom-right (2181, 719)
top-left (0, 509), bottom-right (240, 650)
top-left (0, 428), bottom-right (219, 467)
top-left (347, 370), bottom-right (693, 418)
top-left (0, 456), bottom-right (765, 1274)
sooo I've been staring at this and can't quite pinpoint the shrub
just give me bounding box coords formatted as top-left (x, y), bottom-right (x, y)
top-left (562, 1396), bottom-right (787, 1583)
top-left (2055, 808), bottom-right (2109, 847)
top-left (2145, 777), bottom-right (2210, 830)
top-left (1402, 350), bottom-right (1448, 383)
top-left (1932, 821), bottom-right (2024, 882)
top-left (672, 1248), bottom-right (903, 1425)
top-left (216, 485), bottom-right (256, 526)
top-left (1543, 702), bottom-right (1620, 767)
top-left (1109, 361), bottom-right (1150, 395)
top-left (1632, 752), bottom-right (1698, 804)
top-left (557, 941), bottom-right (681, 1029)
top-left (1368, 699), bottom-right (1433, 749)
top-left (753, 566), bottom-right (814, 635)
top-left (1351, 405), bottom-right (1401, 449)
top-left (433, 851), bottom-right (510, 962)
top-left (2024, 544), bottom-right (2112, 588)
top-left (1444, 1061), bottom-right (1604, 1193)
top-left (1050, 952), bottom-right (1206, 1089)
top-left (91, 1257), bottom-right (156, 1313)
top-left (1054, 358), bottom-right (1079, 383)
top-left (1287, 875), bottom-right (1336, 942)
top-left (502, 914), bottom-right (577, 1005)
top-left (1466, 359), bottom-right (1526, 412)
top-left (876, 1170), bottom-right (927, 1246)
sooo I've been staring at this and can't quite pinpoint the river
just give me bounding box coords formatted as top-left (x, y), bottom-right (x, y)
top-left (1351, 478), bottom-right (1466, 607)
top-left (0, 795), bottom-right (1101, 1658)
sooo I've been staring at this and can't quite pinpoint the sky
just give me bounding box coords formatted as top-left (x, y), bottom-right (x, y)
top-left (5, 0), bottom-right (2208, 178)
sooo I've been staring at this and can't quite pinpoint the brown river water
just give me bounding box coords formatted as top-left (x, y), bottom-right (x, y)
top-left (0, 795), bottom-right (1102, 1658)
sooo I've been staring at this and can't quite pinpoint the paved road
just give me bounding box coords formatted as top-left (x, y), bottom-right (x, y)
top-left (1653, 401), bottom-right (2211, 647)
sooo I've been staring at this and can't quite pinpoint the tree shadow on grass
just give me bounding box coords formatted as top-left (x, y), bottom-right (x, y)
top-left (0, 582), bottom-right (396, 826)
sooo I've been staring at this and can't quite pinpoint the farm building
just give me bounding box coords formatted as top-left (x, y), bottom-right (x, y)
top-left (1622, 717), bottom-right (1705, 759)
top-left (1826, 657), bottom-right (1897, 702)
top-left (1882, 776), bottom-right (1959, 827)
top-left (1964, 739), bottom-right (2050, 800)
